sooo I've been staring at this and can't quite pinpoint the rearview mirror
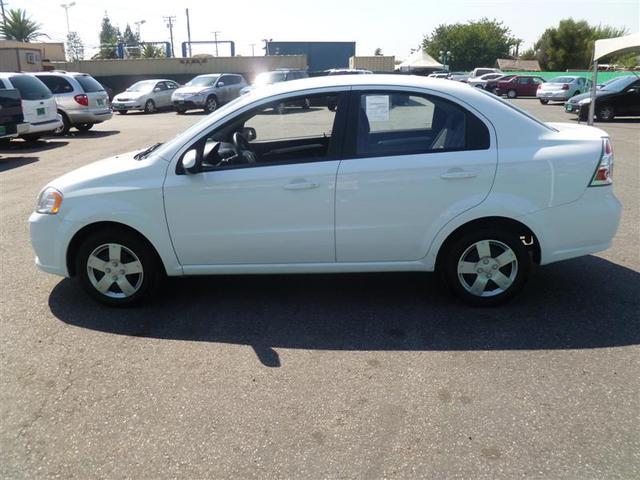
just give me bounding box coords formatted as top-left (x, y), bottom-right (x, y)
top-left (217, 81), bottom-right (225, 87)
top-left (181, 149), bottom-right (200, 174)
top-left (241, 127), bottom-right (257, 141)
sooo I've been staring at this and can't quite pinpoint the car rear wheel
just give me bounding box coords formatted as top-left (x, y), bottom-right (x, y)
top-left (75, 228), bottom-right (163, 306)
top-left (76, 123), bottom-right (94, 132)
top-left (175, 108), bottom-right (186, 114)
top-left (539, 99), bottom-right (549, 105)
top-left (507, 89), bottom-right (517, 99)
top-left (204, 96), bottom-right (218, 113)
top-left (440, 229), bottom-right (530, 306)
top-left (22, 134), bottom-right (42, 143)
top-left (117, 110), bottom-right (128, 115)
top-left (144, 99), bottom-right (156, 114)
top-left (596, 105), bottom-right (615, 121)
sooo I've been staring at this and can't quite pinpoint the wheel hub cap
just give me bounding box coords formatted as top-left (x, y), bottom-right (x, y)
top-left (86, 243), bottom-right (144, 298)
top-left (457, 240), bottom-right (518, 297)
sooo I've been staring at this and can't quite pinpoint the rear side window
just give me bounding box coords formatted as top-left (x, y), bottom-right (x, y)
top-left (352, 91), bottom-right (489, 157)
top-left (73, 75), bottom-right (104, 93)
top-left (36, 75), bottom-right (74, 94)
top-left (8, 75), bottom-right (52, 100)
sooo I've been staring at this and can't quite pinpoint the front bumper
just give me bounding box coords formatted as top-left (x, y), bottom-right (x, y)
top-left (172, 97), bottom-right (206, 109)
top-left (66, 108), bottom-right (113, 124)
top-left (29, 212), bottom-right (74, 277)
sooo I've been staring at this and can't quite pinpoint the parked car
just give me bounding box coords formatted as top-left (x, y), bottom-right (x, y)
top-left (536, 76), bottom-right (591, 104)
top-left (240, 69), bottom-right (309, 95)
top-left (326, 69), bottom-right (373, 75)
top-left (564, 75), bottom-right (640, 121)
top-left (29, 75), bottom-right (621, 307)
top-left (112, 79), bottom-right (180, 114)
top-left (172, 73), bottom-right (247, 114)
top-left (0, 73), bottom-right (62, 141)
top-left (33, 71), bottom-right (112, 134)
top-left (469, 68), bottom-right (502, 79)
top-left (428, 72), bottom-right (450, 79)
top-left (448, 72), bottom-right (469, 82)
top-left (495, 75), bottom-right (546, 98)
top-left (468, 73), bottom-right (505, 89)
top-left (0, 88), bottom-right (28, 142)
top-left (484, 74), bottom-right (515, 94)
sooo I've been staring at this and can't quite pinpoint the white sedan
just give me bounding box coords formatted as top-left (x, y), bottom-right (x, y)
top-left (29, 75), bottom-right (621, 307)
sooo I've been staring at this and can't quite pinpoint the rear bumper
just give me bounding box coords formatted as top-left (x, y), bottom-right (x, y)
top-left (537, 91), bottom-right (571, 101)
top-left (520, 187), bottom-right (622, 265)
top-left (66, 109), bottom-right (113, 124)
top-left (21, 116), bottom-right (63, 136)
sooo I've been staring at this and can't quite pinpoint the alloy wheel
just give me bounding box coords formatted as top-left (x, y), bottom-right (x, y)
top-left (456, 239), bottom-right (518, 297)
top-left (86, 243), bottom-right (144, 298)
top-left (205, 97), bottom-right (217, 112)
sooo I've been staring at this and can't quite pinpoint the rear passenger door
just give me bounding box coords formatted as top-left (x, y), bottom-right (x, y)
top-left (335, 89), bottom-right (497, 262)
top-left (154, 81), bottom-right (172, 107)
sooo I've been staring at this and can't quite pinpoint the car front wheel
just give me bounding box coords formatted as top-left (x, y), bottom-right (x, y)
top-left (440, 229), bottom-right (530, 306)
top-left (507, 89), bottom-right (517, 99)
top-left (204, 96), bottom-right (218, 113)
top-left (539, 99), bottom-right (549, 105)
top-left (144, 99), bottom-right (156, 114)
top-left (596, 105), bottom-right (615, 121)
top-left (75, 228), bottom-right (163, 306)
top-left (76, 123), bottom-right (94, 132)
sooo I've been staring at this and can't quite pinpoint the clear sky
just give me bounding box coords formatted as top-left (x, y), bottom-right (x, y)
top-left (12, 0), bottom-right (640, 59)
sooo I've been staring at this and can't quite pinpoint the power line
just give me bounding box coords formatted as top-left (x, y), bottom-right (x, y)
top-left (163, 16), bottom-right (176, 57)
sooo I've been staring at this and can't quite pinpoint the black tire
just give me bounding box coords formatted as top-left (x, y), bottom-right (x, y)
top-left (596, 104), bottom-right (615, 121)
top-left (74, 228), bottom-right (164, 307)
top-left (539, 99), bottom-right (549, 105)
top-left (75, 123), bottom-right (94, 132)
top-left (175, 108), bottom-right (186, 115)
top-left (439, 228), bottom-right (530, 307)
top-left (144, 99), bottom-right (156, 114)
top-left (54, 111), bottom-right (71, 135)
top-left (203, 96), bottom-right (218, 113)
top-left (507, 89), bottom-right (517, 99)
top-left (22, 134), bottom-right (42, 143)
top-left (117, 110), bottom-right (128, 115)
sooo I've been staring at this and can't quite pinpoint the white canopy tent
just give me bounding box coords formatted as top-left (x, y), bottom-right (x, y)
top-left (397, 50), bottom-right (444, 72)
top-left (588, 33), bottom-right (640, 124)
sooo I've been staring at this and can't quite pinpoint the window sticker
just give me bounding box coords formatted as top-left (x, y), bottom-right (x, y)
top-left (365, 95), bottom-right (390, 122)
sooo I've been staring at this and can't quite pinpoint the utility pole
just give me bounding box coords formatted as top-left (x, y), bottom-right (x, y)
top-left (262, 38), bottom-right (273, 56)
top-left (249, 43), bottom-right (255, 56)
top-left (185, 8), bottom-right (192, 57)
top-left (212, 31), bottom-right (220, 56)
top-left (134, 19), bottom-right (146, 39)
top-left (60, 2), bottom-right (76, 34)
top-left (163, 16), bottom-right (176, 57)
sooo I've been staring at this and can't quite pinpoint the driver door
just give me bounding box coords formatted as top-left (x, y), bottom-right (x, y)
top-left (163, 90), bottom-right (349, 267)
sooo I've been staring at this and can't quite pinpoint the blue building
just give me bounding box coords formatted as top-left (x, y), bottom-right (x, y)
top-left (266, 41), bottom-right (356, 72)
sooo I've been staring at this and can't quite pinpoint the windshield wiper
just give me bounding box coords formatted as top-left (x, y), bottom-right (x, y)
top-left (134, 142), bottom-right (163, 160)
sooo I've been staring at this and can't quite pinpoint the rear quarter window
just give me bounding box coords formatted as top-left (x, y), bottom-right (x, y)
top-left (8, 75), bottom-right (52, 100)
top-left (73, 75), bottom-right (104, 93)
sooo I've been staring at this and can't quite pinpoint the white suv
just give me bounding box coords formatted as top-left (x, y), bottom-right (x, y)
top-left (0, 73), bottom-right (62, 142)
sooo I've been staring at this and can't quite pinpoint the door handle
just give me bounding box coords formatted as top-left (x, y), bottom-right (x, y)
top-left (440, 169), bottom-right (478, 180)
top-left (283, 180), bottom-right (320, 190)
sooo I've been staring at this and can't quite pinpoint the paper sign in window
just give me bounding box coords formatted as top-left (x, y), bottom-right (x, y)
top-left (365, 95), bottom-right (390, 122)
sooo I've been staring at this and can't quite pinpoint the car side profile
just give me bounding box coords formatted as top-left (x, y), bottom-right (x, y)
top-left (29, 75), bottom-right (621, 307)
top-left (33, 71), bottom-right (112, 134)
top-left (537, 75), bottom-right (591, 104)
top-left (112, 79), bottom-right (180, 114)
top-left (172, 73), bottom-right (247, 114)
top-left (495, 75), bottom-right (546, 98)
top-left (565, 75), bottom-right (640, 121)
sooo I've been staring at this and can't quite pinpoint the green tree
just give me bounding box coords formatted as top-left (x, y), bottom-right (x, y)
top-left (422, 18), bottom-right (517, 71)
top-left (66, 31), bottom-right (84, 61)
top-left (374, 47), bottom-right (383, 56)
top-left (0, 8), bottom-right (47, 42)
top-left (121, 24), bottom-right (142, 57)
top-left (534, 19), bottom-right (627, 70)
top-left (141, 44), bottom-right (165, 58)
top-left (519, 48), bottom-right (537, 61)
top-left (94, 12), bottom-right (121, 59)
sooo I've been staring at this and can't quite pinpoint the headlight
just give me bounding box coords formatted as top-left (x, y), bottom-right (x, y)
top-left (578, 98), bottom-right (591, 105)
top-left (36, 187), bottom-right (63, 214)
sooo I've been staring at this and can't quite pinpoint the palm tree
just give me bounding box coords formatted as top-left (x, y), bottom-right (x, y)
top-left (0, 9), bottom-right (47, 42)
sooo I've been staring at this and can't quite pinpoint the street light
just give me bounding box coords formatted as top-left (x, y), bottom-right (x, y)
top-left (134, 19), bottom-right (146, 39)
top-left (439, 50), bottom-right (452, 71)
top-left (60, 2), bottom-right (76, 34)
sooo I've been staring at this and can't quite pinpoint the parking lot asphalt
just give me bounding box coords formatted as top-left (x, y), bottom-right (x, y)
top-left (1, 100), bottom-right (638, 479)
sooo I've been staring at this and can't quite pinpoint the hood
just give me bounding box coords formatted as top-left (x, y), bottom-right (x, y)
top-left (568, 90), bottom-right (611, 103)
top-left (48, 150), bottom-right (166, 196)
top-left (174, 86), bottom-right (211, 95)
top-left (114, 91), bottom-right (145, 100)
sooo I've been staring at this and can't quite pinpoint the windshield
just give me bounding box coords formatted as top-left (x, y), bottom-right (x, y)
top-left (186, 75), bottom-right (219, 87)
top-left (549, 76), bottom-right (576, 84)
top-left (254, 72), bottom-right (286, 85)
top-left (600, 76), bottom-right (637, 92)
top-left (127, 80), bottom-right (156, 92)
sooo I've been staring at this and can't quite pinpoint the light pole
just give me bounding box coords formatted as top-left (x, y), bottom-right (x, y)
top-left (60, 2), bottom-right (76, 34)
top-left (439, 50), bottom-right (452, 71)
top-left (134, 19), bottom-right (146, 39)
top-left (212, 31), bottom-right (220, 56)
top-left (249, 43), bottom-right (256, 56)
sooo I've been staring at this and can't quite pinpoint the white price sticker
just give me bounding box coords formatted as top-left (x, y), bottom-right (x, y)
top-left (365, 95), bottom-right (390, 122)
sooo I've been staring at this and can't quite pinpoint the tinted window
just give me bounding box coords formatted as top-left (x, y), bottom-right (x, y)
top-left (187, 75), bottom-right (219, 87)
top-left (36, 75), bottom-right (74, 94)
top-left (550, 76), bottom-right (576, 83)
top-left (354, 92), bottom-right (489, 157)
top-left (74, 75), bottom-right (104, 93)
top-left (517, 77), bottom-right (531, 84)
top-left (155, 82), bottom-right (167, 91)
top-left (8, 75), bottom-right (52, 100)
top-left (166, 81), bottom-right (179, 89)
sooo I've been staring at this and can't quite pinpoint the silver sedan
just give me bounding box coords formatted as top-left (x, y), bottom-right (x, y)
top-left (112, 79), bottom-right (180, 114)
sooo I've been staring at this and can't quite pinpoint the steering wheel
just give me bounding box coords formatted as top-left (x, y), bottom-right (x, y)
top-left (232, 131), bottom-right (256, 164)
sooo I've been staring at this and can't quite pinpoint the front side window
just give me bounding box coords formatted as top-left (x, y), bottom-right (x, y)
top-left (184, 92), bottom-right (344, 172)
top-left (36, 75), bottom-right (73, 94)
top-left (518, 77), bottom-right (531, 85)
top-left (353, 91), bottom-right (489, 157)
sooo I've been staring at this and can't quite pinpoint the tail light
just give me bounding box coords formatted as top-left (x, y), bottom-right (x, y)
top-left (561, 84), bottom-right (570, 90)
top-left (590, 138), bottom-right (614, 187)
top-left (537, 84), bottom-right (542, 89)
top-left (74, 94), bottom-right (89, 106)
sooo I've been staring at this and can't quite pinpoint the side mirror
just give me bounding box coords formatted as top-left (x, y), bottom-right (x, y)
top-left (217, 81), bottom-right (225, 88)
top-left (153, 87), bottom-right (161, 92)
top-left (181, 149), bottom-right (200, 174)
top-left (241, 127), bottom-right (257, 141)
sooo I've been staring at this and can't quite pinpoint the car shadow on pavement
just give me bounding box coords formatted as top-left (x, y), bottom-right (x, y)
top-left (56, 130), bottom-right (121, 139)
top-left (48, 255), bottom-right (639, 367)
top-left (0, 156), bottom-right (39, 172)
top-left (0, 140), bottom-right (69, 154)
